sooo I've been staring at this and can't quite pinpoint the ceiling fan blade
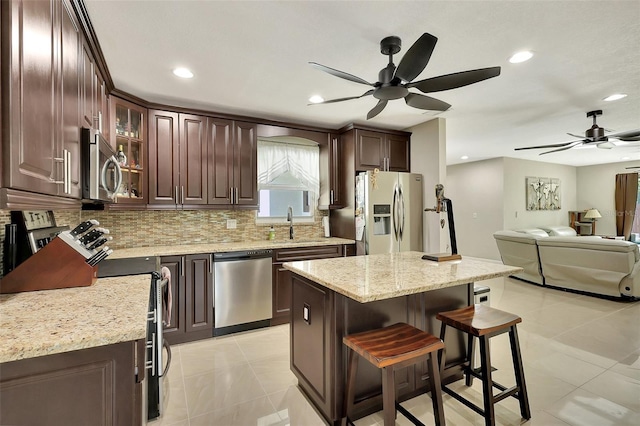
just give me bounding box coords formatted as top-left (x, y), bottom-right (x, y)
top-left (309, 62), bottom-right (373, 86)
top-left (539, 141), bottom-right (584, 155)
top-left (367, 100), bottom-right (388, 120)
top-left (514, 140), bottom-right (584, 151)
top-left (404, 93), bottom-right (451, 111)
top-left (567, 132), bottom-right (586, 139)
top-left (309, 90), bottom-right (374, 105)
top-left (407, 67), bottom-right (501, 93)
top-left (607, 128), bottom-right (640, 141)
top-left (394, 33), bottom-right (438, 83)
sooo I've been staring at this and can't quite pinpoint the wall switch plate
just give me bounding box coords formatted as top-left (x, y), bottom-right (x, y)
top-left (226, 219), bottom-right (237, 229)
top-left (303, 303), bottom-right (310, 325)
top-left (472, 212), bottom-right (478, 219)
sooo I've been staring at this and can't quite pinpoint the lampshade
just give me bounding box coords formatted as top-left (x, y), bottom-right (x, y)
top-left (584, 208), bottom-right (602, 219)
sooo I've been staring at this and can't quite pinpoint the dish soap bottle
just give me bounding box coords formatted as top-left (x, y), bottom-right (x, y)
top-left (116, 145), bottom-right (127, 166)
top-left (268, 226), bottom-right (276, 241)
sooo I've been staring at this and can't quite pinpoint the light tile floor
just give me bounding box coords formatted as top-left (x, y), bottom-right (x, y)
top-left (150, 276), bottom-right (640, 425)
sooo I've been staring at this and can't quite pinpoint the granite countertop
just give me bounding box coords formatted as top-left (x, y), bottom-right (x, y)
top-left (0, 275), bottom-right (150, 363)
top-left (283, 251), bottom-right (523, 303)
top-left (109, 237), bottom-right (355, 259)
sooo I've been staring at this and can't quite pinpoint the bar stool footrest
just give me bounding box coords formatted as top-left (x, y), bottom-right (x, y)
top-left (494, 386), bottom-right (520, 403)
top-left (395, 402), bottom-right (427, 426)
top-left (442, 384), bottom-right (485, 416)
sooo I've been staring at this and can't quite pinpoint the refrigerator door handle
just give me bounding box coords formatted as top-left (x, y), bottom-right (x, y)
top-left (392, 184), bottom-right (399, 241)
top-left (399, 186), bottom-right (405, 241)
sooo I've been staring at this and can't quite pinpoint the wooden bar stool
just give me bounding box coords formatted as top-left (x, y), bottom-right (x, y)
top-left (437, 304), bottom-right (531, 426)
top-left (343, 323), bottom-right (446, 426)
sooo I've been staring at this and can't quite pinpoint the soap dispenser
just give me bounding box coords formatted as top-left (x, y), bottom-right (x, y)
top-left (268, 226), bottom-right (276, 241)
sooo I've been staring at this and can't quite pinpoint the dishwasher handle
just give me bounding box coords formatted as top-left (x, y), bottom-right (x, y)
top-left (213, 250), bottom-right (273, 261)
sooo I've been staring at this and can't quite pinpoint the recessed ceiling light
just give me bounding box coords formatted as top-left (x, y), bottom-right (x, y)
top-left (621, 156), bottom-right (631, 160)
top-left (603, 93), bottom-right (627, 102)
top-left (308, 95), bottom-right (325, 104)
top-left (173, 68), bottom-right (193, 79)
top-left (509, 51), bottom-right (533, 64)
top-left (460, 155), bottom-right (469, 160)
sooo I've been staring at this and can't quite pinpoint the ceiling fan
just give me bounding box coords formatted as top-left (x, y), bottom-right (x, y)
top-left (308, 33), bottom-right (501, 119)
top-left (515, 110), bottom-right (640, 155)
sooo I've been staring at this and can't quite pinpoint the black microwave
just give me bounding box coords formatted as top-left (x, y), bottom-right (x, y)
top-left (81, 128), bottom-right (122, 203)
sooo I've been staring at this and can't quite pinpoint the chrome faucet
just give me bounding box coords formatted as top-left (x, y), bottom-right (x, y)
top-left (287, 206), bottom-right (294, 239)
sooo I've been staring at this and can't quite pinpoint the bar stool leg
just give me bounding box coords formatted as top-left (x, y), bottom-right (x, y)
top-left (465, 333), bottom-right (475, 387)
top-left (509, 326), bottom-right (531, 420)
top-left (343, 348), bottom-right (359, 426)
top-left (438, 322), bottom-right (447, 376)
top-left (478, 336), bottom-right (495, 426)
top-left (427, 351), bottom-right (446, 426)
top-left (381, 365), bottom-right (396, 426)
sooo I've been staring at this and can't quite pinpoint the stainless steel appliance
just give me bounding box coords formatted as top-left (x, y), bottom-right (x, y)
top-left (81, 127), bottom-right (122, 203)
top-left (355, 171), bottom-right (423, 255)
top-left (97, 257), bottom-right (169, 423)
top-left (214, 250), bottom-right (273, 336)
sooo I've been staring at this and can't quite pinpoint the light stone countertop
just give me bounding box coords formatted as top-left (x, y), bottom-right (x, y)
top-left (108, 237), bottom-right (355, 259)
top-left (283, 251), bottom-right (523, 303)
top-left (0, 275), bottom-right (150, 363)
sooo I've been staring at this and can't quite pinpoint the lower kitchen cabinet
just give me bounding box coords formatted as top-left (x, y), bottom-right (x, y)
top-left (161, 254), bottom-right (214, 345)
top-left (0, 340), bottom-right (144, 426)
top-left (271, 244), bottom-right (345, 326)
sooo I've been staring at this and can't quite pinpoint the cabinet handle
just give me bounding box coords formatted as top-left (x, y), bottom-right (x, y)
top-left (181, 257), bottom-right (185, 277)
top-left (65, 150), bottom-right (71, 194)
top-left (235, 187), bottom-right (239, 204)
top-left (181, 186), bottom-right (185, 204)
top-left (330, 190), bottom-right (334, 205)
top-left (52, 153), bottom-right (67, 191)
top-left (174, 186), bottom-right (179, 205)
top-left (209, 254), bottom-right (213, 274)
top-left (229, 187), bottom-right (234, 204)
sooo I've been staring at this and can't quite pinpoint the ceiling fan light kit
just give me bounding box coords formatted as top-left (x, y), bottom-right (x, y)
top-left (515, 110), bottom-right (640, 155)
top-left (309, 32), bottom-right (501, 119)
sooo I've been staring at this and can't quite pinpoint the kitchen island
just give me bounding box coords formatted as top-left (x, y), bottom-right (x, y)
top-left (283, 252), bottom-right (522, 424)
top-left (0, 275), bottom-right (151, 425)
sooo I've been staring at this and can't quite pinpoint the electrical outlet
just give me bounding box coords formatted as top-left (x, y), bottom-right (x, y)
top-left (226, 219), bottom-right (237, 229)
top-left (472, 212), bottom-right (478, 219)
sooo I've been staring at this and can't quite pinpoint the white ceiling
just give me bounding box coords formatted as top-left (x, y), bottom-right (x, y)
top-left (85, 0), bottom-right (640, 167)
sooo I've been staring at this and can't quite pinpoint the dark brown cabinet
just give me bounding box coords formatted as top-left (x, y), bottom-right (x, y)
top-left (0, 340), bottom-right (144, 426)
top-left (355, 129), bottom-right (410, 172)
top-left (208, 120), bottom-right (259, 208)
top-left (148, 111), bottom-right (207, 207)
top-left (161, 254), bottom-right (214, 344)
top-left (271, 244), bottom-right (345, 325)
top-left (149, 112), bottom-right (253, 208)
top-left (1, 0), bottom-right (82, 202)
top-left (111, 97), bottom-right (147, 207)
top-left (319, 133), bottom-right (344, 209)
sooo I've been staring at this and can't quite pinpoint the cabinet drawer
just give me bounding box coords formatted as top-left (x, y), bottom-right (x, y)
top-left (274, 245), bottom-right (343, 262)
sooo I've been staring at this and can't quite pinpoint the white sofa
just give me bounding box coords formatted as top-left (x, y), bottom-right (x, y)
top-left (493, 226), bottom-right (640, 299)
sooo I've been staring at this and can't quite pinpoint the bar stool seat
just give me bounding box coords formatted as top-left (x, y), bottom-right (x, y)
top-left (437, 304), bottom-right (531, 426)
top-left (343, 323), bottom-right (446, 426)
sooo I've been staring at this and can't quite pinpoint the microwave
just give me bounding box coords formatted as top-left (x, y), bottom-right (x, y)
top-left (81, 128), bottom-right (122, 203)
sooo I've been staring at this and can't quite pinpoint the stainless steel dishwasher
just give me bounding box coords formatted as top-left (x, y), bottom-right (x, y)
top-left (213, 249), bottom-right (273, 336)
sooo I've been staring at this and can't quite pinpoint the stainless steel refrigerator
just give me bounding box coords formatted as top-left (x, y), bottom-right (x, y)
top-left (355, 171), bottom-right (423, 255)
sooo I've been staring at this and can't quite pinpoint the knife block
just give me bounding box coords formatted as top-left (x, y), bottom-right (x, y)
top-left (0, 237), bottom-right (98, 294)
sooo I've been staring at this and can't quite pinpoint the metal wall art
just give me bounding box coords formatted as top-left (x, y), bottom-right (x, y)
top-left (526, 177), bottom-right (561, 211)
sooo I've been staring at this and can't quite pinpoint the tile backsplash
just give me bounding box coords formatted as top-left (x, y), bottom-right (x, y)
top-left (0, 208), bottom-right (327, 275)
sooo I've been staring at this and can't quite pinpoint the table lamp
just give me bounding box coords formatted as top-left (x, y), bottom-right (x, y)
top-left (583, 208), bottom-right (601, 235)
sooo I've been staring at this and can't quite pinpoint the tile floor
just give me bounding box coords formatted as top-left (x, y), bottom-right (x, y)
top-left (150, 276), bottom-right (640, 425)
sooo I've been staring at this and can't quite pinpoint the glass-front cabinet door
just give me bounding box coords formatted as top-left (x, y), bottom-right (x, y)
top-left (110, 97), bottom-right (147, 208)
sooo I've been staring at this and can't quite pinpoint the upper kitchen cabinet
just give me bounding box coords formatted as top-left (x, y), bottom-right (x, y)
top-left (110, 97), bottom-right (147, 207)
top-left (319, 133), bottom-right (344, 209)
top-left (352, 128), bottom-right (410, 172)
top-left (1, 0), bottom-right (83, 207)
top-left (209, 120), bottom-right (258, 208)
top-left (148, 111), bottom-right (208, 208)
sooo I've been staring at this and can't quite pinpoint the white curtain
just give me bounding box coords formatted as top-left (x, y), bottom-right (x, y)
top-left (257, 140), bottom-right (319, 198)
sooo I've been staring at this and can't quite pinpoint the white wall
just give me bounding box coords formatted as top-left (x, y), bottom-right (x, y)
top-left (577, 161), bottom-right (639, 236)
top-left (502, 157), bottom-right (577, 230)
top-left (448, 158), bottom-right (504, 260)
top-left (447, 157), bottom-right (577, 260)
top-left (408, 118), bottom-right (446, 253)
